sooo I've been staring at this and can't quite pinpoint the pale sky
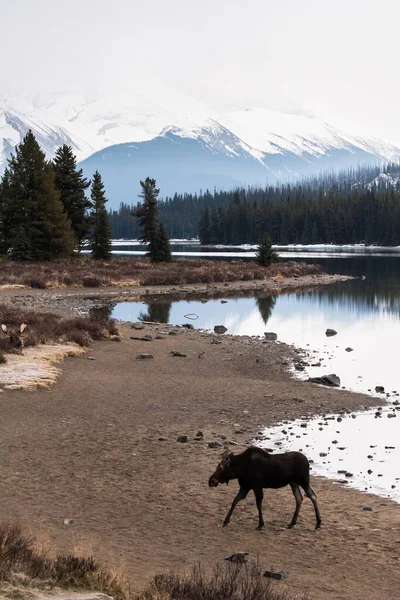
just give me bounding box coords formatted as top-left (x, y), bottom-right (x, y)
top-left (2, 0), bottom-right (400, 142)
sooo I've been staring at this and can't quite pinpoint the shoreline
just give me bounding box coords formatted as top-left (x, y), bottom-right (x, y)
top-left (1, 272), bottom-right (399, 599)
top-left (0, 272), bottom-right (353, 316)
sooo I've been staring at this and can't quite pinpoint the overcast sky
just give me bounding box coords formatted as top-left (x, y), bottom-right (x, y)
top-left (2, 0), bottom-right (400, 142)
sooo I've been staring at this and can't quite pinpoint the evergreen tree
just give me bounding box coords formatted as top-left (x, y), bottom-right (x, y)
top-left (0, 131), bottom-right (75, 260)
top-left (53, 145), bottom-right (91, 248)
top-left (90, 171), bottom-right (112, 260)
top-left (199, 207), bottom-right (211, 244)
top-left (132, 178), bottom-right (160, 243)
top-left (8, 225), bottom-right (35, 261)
top-left (255, 234), bottom-right (279, 267)
top-left (133, 177), bottom-right (171, 262)
top-left (148, 222), bottom-right (171, 263)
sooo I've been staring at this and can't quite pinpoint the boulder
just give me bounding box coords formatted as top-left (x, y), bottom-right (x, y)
top-left (309, 373), bottom-right (340, 387)
top-left (264, 332), bottom-right (278, 341)
top-left (214, 325), bottom-right (228, 334)
top-left (208, 441), bottom-right (222, 448)
top-left (177, 435), bottom-right (189, 443)
top-left (263, 570), bottom-right (288, 581)
top-left (325, 328), bottom-right (337, 337)
top-left (225, 552), bottom-right (248, 563)
top-left (375, 385), bottom-right (385, 393)
top-left (135, 353), bottom-right (154, 360)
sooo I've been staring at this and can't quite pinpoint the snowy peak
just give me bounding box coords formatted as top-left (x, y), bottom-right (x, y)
top-left (219, 107), bottom-right (400, 161)
top-left (1, 91), bottom-right (399, 184)
top-left (160, 114), bottom-right (265, 162)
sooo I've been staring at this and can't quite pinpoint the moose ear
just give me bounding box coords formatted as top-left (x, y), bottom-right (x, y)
top-left (221, 450), bottom-right (233, 462)
top-left (19, 323), bottom-right (27, 333)
top-left (1, 324), bottom-right (8, 333)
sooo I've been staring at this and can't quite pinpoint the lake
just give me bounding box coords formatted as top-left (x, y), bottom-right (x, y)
top-left (112, 249), bottom-right (400, 397)
top-left (110, 246), bottom-right (400, 501)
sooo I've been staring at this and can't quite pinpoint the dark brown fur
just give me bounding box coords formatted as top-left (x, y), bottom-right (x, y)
top-left (209, 446), bottom-right (322, 530)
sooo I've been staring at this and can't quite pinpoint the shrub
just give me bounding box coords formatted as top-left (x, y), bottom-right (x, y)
top-left (82, 277), bottom-right (103, 288)
top-left (0, 523), bottom-right (129, 600)
top-left (25, 278), bottom-right (48, 289)
top-left (0, 304), bottom-right (117, 353)
top-left (67, 329), bottom-right (93, 347)
top-left (141, 562), bottom-right (295, 600)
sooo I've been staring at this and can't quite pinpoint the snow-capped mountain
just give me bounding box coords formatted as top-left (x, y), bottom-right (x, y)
top-left (0, 89), bottom-right (208, 169)
top-left (1, 91), bottom-right (400, 207)
top-left (219, 107), bottom-right (400, 162)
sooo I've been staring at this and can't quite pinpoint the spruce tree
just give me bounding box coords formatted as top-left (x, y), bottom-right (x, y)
top-left (199, 207), bottom-right (211, 244)
top-left (255, 234), bottom-right (279, 267)
top-left (148, 222), bottom-right (171, 263)
top-left (53, 145), bottom-right (91, 248)
top-left (0, 131), bottom-right (75, 260)
top-left (90, 171), bottom-right (112, 260)
top-left (132, 178), bottom-right (160, 243)
top-left (133, 177), bottom-right (171, 262)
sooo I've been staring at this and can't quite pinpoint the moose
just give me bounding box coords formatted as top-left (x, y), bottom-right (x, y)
top-left (1, 323), bottom-right (27, 353)
top-left (209, 446), bottom-right (322, 530)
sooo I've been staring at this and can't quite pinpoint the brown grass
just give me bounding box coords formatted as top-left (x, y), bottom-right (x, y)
top-left (0, 258), bottom-right (323, 289)
top-left (0, 524), bottom-right (305, 600)
top-left (0, 304), bottom-right (117, 354)
top-left (0, 523), bottom-right (129, 600)
top-left (139, 562), bottom-right (303, 600)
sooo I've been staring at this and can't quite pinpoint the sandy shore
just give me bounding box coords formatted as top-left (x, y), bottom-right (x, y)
top-left (1, 274), bottom-right (399, 600)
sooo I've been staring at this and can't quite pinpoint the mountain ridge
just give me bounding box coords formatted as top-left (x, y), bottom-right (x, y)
top-left (1, 91), bottom-right (399, 207)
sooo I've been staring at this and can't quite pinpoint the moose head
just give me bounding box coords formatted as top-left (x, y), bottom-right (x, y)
top-left (1, 323), bottom-right (27, 353)
top-left (208, 450), bottom-right (235, 487)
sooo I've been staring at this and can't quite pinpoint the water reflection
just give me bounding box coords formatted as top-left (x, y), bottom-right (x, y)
top-left (112, 278), bottom-right (400, 396)
top-left (138, 302), bottom-right (172, 323)
top-left (259, 407), bottom-right (400, 503)
top-left (256, 295), bottom-right (276, 324)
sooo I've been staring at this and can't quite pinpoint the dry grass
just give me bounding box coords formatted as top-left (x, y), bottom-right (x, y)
top-left (139, 562), bottom-right (303, 600)
top-left (0, 525), bottom-right (308, 600)
top-left (0, 523), bottom-right (129, 600)
top-left (0, 258), bottom-right (323, 289)
top-left (0, 525), bottom-right (304, 600)
top-left (0, 304), bottom-right (118, 356)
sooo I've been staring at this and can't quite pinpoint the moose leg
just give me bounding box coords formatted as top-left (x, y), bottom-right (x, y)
top-left (223, 487), bottom-right (248, 527)
top-left (288, 483), bottom-right (303, 528)
top-left (253, 487), bottom-right (265, 530)
top-left (304, 485), bottom-right (322, 529)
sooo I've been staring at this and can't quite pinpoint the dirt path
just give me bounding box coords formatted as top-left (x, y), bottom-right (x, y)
top-left (0, 321), bottom-right (399, 600)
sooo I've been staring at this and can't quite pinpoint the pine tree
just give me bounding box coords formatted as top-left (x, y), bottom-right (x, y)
top-left (132, 178), bottom-right (160, 243)
top-left (148, 222), bottom-right (171, 263)
top-left (30, 163), bottom-right (76, 259)
top-left (255, 234), bottom-right (279, 267)
top-left (53, 145), bottom-right (91, 248)
top-left (199, 207), bottom-right (211, 244)
top-left (0, 131), bottom-right (75, 260)
top-left (90, 171), bottom-right (112, 260)
top-left (133, 177), bottom-right (171, 262)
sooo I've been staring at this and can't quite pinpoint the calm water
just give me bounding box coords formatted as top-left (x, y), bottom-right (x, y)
top-left (259, 406), bottom-right (400, 503)
top-left (112, 252), bottom-right (400, 396)
top-left (110, 249), bottom-right (400, 500)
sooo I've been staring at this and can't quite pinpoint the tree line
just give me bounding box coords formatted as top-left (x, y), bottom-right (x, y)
top-left (0, 132), bottom-right (171, 263)
top-left (0, 131), bottom-right (112, 260)
top-left (109, 163), bottom-right (400, 245)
